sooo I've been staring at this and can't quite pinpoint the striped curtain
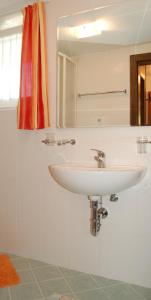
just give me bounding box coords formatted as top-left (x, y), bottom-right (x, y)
top-left (17, 2), bottom-right (50, 129)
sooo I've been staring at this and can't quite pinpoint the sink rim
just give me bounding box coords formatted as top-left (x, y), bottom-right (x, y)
top-left (49, 162), bottom-right (146, 172)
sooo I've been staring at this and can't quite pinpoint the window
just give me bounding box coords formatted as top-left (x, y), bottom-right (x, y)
top-left (0, 13), bottom-right (22, 108)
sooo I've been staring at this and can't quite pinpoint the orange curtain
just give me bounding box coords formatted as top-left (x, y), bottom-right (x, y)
top-left (17, 2), bottom-right (50, 129)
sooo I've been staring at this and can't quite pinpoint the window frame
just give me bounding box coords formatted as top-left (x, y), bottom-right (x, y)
top-left (0, 25), bottom-right (22, 110)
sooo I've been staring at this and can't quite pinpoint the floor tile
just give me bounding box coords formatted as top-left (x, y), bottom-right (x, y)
top-left (33, 266), bottom-right (62, 281)
top-left (91, 274), bottom-right (121, 287)
top-left (59, 268), bottom-right (85, 278)
top-left (11, 257), bottom-right (30, 271)
top-left (104, 284), bottom-right (144, 300)
top-left (10, 283), bottom-right (42, 300)
top-left (18, 270), bottom-right (35, 285)
top-left (45, 294), bottom-right (74, 300)
top-left (39, 278), bottom-right (71, 297)
top-left (0, 288), bottom-right (10, 300)
top-left (29, 258), bottom-right (50, 269)
top-left (65, 274), bottom-right (97, 292)
top-left (130, 284), bottom-right (151, 300)
top-left (75, 288), bottom-right (110, 300)
top-left (0, 253), bottom-right (150, 300)
top-left (7, 253), bottom-right (21, 260)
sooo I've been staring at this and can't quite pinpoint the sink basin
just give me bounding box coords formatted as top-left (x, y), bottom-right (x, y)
top-left (48, 163), bottom-right (146, 195)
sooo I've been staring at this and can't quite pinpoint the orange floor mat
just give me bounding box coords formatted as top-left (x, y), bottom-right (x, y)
top-left (0, 254), bottom-right (20, 287)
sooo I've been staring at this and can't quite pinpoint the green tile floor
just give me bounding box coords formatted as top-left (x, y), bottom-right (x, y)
top-left (0, 254), bottom-right (151, 300)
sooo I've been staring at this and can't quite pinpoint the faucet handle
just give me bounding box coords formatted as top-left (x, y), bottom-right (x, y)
top-left (90, 149), bottom-right (105, 157)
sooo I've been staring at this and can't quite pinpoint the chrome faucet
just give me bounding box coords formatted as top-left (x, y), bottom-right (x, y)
top-left (91, 149), bottom-right (105, 168)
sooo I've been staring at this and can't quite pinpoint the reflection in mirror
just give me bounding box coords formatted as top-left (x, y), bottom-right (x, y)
top-left (138, 65), bottom-right (151, 125)
top-left (57, 0), bottom-right (151, 127)
top-left (130, 53), bottom-right (151, 125)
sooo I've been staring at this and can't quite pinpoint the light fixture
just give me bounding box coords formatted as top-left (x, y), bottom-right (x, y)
top-left (73, 19), bottom-right (109, 39)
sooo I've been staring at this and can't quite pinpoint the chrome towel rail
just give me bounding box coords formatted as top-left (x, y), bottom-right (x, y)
top-left (78, 89), bottom-right (127, 98)
top-left (42, 138), bottom-right (76, 146)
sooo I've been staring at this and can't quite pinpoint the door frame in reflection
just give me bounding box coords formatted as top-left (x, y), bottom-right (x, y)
top-left (130, 52), bottom-right (151, 126)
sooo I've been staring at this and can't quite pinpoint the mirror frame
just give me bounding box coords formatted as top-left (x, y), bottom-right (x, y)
top-left (130, 52), bottom-right (151, 126)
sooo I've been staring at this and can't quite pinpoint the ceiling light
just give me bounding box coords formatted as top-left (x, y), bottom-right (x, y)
top-left (73, 19), bottom-right (109, 39)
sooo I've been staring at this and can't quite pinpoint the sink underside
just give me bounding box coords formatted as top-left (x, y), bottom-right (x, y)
top-left (48, 163), bottom-right (146, 195)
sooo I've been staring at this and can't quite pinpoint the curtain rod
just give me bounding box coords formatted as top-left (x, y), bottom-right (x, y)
top-left (0, 0), bottom-right (51, 17)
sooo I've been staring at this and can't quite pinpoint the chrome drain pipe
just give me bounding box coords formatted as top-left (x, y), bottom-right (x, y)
top-left (88, 196), bottom-right (108, 236)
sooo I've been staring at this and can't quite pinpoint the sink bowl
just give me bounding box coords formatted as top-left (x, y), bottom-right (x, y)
top-left (48, 163), bottom-right (146, 195)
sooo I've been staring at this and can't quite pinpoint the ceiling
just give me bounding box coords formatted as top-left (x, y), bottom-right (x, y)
top-left (58, 0), bottom-right (151, 56)
top-left (0, 0), bottom-right (31, 31)
top-left (0, 0), bottom-right (33, 16)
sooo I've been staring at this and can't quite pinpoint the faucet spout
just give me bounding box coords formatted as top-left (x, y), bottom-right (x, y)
top-left (94, 156), bottom-right (105, 168)
top-left (91, 149), bottom-right (105, 168)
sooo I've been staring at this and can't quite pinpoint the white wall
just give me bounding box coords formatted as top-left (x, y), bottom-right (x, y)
top-left (0, 110), bottom-right (18, 252)
top-left (0, 0), bottom-right (151, 289)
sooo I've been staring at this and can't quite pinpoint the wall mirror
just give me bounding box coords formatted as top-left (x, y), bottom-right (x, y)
top-left (57, 0), bottom-right (151, 127)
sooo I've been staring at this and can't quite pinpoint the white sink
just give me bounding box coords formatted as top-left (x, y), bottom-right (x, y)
top-left (48, 163), bottom-right (146, 195)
